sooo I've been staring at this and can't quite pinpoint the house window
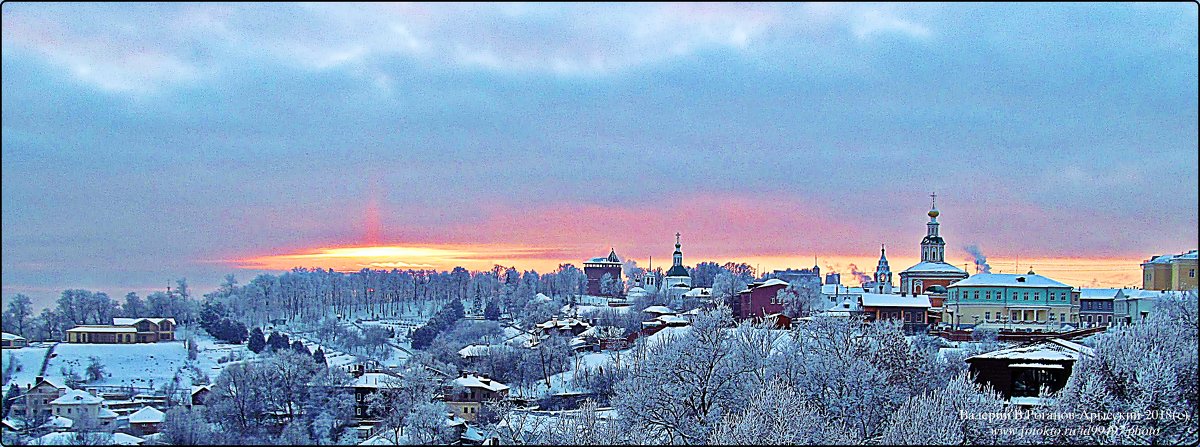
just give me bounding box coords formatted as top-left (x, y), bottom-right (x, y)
top-left (1190, 269), bottom-right (1195, 278)
top-left (985, 291), bottom-right (991, 300)
top-left (1023, 292), bottom-right (1029, 301)
top-left (973, 291), bottom-right (979, 300)
top-left (1033, 292), bottom-right (1039, 301)
top-left (985, 312), bottom-right (991, 320)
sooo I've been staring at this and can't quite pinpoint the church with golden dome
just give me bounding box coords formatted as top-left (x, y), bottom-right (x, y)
top-left (899, 194), bottom-right (969, 322)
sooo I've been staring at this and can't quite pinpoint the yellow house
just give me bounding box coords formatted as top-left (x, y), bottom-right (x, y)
top-left (1141, 250), bottom-right (1198, 291)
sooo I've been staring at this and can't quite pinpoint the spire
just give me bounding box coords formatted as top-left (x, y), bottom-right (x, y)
top-left (666, 232), bottom-right (689, 278)
top-left (607, 247), bottom-right (619, 263)
top-left (920, 194), bottom-right (946, 263)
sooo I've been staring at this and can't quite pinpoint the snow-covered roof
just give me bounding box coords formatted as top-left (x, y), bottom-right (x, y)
top-left (682, 287), bottom-right (712, 297)
top-left (352, 372), bottom-right (405, 389)
top-left (452, 374), bottom-right (510, 393)
top-left (34, 377), bottom-right (67, 390)
top-left (901, 261), bottom-right (968, 274)
top-left (967, 338), bottom-right (1094, 362)
top-left (758, 278), bottom-right (789, 288)
top-left (642, 305), bottom-right (676, 315)
top-left (579, 325), bottom-right (625, 339)
top-left (2, 332), bottom-right (25, 341)
top-left (1146, 250), bottom-right (1196, 264)
top-left (1120, 289), bottom-right (1185, 300)
top-left (191, 385), bottom-right (211, 396)
top-left (1079, 288), bottom-right (1122, 299)
top-left (50, 390), bottom-right (103, 405)
top-left (949, 273), bottom-right (1070, 288)
top-left (112, 317), bottom-right (175, 326)
top-left (655, 315), bottom-right (689, 325)
top-left (98, 408), bottom-right (119, 419)
top-left (536, 317), bottom-right (589, 330)
top-left (41, 415), bottom-right (74, 430)
top-left (821, 285), bottom-right (864, 295)
top-left (128, 406), bottom-right (166, 424)
top-left (66, 325), bottom-right (137, 333)
top-left (458, 344), bottom-right (510, 358)
top-left (533, 293), bottom-right (552, 302)
top-left (627, 286), bottom-right (647, 294)
top-left (35, 432), bottom-right (144, 446)
top-left (860, 293), bottom-right (931, 308)
top-left (828, 297), bottom-right (861, 312)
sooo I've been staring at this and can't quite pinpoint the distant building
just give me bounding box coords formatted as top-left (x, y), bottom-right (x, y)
top-left (862, 245), bottom-right (894, 294)
top-left (65, 318), bottom-right (175, 344)
top-left (1114, 289), bottom-right (1186, 325)
top-left (824, 272), bottom-right (841, 285)
top-left (859, 293), bottom-right (931, 333)
top-left (343, 371), bottom-right (405, 420)
top-left (899, 196), bottom-right (969, 326)
top-left (821, 284), bottom-right (865, 309)
top-left (533, 317), bottom-right (591, 337)
top-left (733, 279), bottom-right (789, 321)
top-left (125, 406), bottom-right (166, 436)
top-left (188, 385), bottom-right (212, 410)
top-left (1, 332), bottom-right (26, 349)
top-left (443, 373), bottom-right (509, 422)
top-left (662, 233), bottom-right (692, 300)
top-left (49, 389), bottom-right (116, 432)
top-left (9, 376), bottom-right (68, 421)
top-left (584, 248), bottom-right (623, 297)
top-left (1078, 288), bottom-right (1121, 328)
top-left (945, 271), bottom-right (1078, 330)
top-left (1141, 249), bottom-right (1198, 291)
top-left (772, 265), bottom-right (821, 285)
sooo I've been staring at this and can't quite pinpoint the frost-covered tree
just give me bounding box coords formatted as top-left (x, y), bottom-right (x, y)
top-left (614, 304), bottom-right (753, 444)
top-left (2, 294), bottom-right (33, 336)
top-left (599, 273), bottom-right (617, 297)
top-left (880, 373), bottom-right (1021, 445)
top-left (246, 328), bottom-right (265, 354)
top-left (159, 407), bottom-right (218, 445)
top-left (710, 378), bottom-right (855, 445)
top-left (311, 347), bottom-right (326, 367)
top-left (778, 279), bottom-right (823, 317)
top-left (85, 356), bottom-right (106, 382)
top-left (405, 401), bottom-right (456, 444)
top-left (1038, 291), bottom-right (1199, 445)
top-left (121, 292), bottom-right (146, 318)
top-left (206, 362), bottom-right (269, 433)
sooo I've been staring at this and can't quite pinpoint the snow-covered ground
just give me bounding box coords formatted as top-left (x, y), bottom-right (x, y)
top-left (44, 342), bottom-right (190, 390)
top-left (2, 345), bottom-right (51, 388)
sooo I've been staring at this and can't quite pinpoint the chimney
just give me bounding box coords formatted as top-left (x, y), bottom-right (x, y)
top-left (35, 376), bottom-right (43, 384)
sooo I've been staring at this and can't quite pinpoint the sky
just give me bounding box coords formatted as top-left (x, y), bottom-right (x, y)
top-left (3, 3), bottom-right (1197, 311)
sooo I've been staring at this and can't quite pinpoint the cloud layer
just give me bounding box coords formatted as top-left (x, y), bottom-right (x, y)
top-left (3, 3), bottom-right (1196, 308)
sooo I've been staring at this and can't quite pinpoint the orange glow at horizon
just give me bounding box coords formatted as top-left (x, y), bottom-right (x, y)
top-left (232, 244), bottom-right (1146, 288)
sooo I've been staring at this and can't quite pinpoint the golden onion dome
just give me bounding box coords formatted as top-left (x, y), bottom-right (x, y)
top-left (928, 208), bottom-right (940, 218)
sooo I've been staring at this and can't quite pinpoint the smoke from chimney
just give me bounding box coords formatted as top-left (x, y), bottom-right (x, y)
top-left (963, 245), bottom-right (992, 273)
top-left (847, 264), bottom-right (872, 285)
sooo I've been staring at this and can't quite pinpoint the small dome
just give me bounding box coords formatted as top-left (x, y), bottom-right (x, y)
top-left (928, 208), bottom-right (940, 218)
